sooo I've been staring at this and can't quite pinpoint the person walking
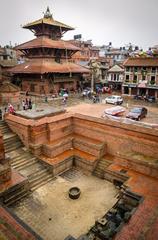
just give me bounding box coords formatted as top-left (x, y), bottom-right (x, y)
top-left (28, 98), bottom-right (32, 109)
top-left (62, 97), bottom-right (67, 105)
top-left (22, 100), bottom-right (25, 110)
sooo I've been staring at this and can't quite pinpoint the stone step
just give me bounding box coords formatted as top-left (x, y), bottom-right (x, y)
top-left (4, 141), bottom-right (21, 149)
top-left (5, 142), bottom-right (23, 153)
top-left (11, 157), bottom-right (37, 168)
top-left (11, 153), bottom-right (32, 162)
top-left (4, 140), bottom-right (22, 148)
top-left (13, 160), bottom-right (37, 171)
top-left (93, 156), bottom-right (113, 178)
top-left (97, 160), bottom-right (112, 167)
top-left (0, 125), bottom-right (10, 129)
top-left (29, 171), bottom-right (52, 185)
top-left (0, 127), bottom-right (11, 132)
top-left (11, 152), bottom-right (35, 162)
top-left (28, 168), bottom-right (48, 180)
top-left (93, 168), bottom-right (103, 175)
top-left (5, 190), bottom-right (29, 207)
top-left (104, 169), bottom-right (129, 183)
top-left (1, 129), bottom-right (11, 135)
top-left (4, 135), bottom-right (19, 144)
top-left (30, 175), bottom-right (54, 191)
top-left (93, 169), bottom-right (105, 178)
top-left (0, 121), bottom-right (5, 126)
top-left (4, 137), bottom-right (22, 147)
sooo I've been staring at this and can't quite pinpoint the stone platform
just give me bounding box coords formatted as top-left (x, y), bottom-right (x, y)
top-left (15, 106), bottom-right (65, 119)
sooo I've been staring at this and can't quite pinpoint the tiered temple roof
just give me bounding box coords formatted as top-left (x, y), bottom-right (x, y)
top-left (16, 37), bottom-right (80, 51)
top-left (23, 7), bottom-right (74, 31)
top-left (10, 59), bottom-right (89, 74)
top-left (11, 7), bottom-right (89, 75)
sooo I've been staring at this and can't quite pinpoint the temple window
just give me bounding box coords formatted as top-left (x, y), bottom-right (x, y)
top-left (142, 75), bottom-right (146, 81)
top-left (152, 67), bottom-right (156, 73)
top-left (125, 75), bottom-right (129, 82)
top-left (133, 75), bottom-right (137, 83)
top-left (150, 76), bottom-right (156, 85)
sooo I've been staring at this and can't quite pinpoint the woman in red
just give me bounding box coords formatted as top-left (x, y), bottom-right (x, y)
top-left (8, 104), bottom-right (15, 115)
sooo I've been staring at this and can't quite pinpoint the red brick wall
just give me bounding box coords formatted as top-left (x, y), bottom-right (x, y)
top-left (5, 113), bottom-right (158, 177)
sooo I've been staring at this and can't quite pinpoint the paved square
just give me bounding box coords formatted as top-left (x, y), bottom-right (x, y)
top-left (11, 169), bottom-right (118, 240)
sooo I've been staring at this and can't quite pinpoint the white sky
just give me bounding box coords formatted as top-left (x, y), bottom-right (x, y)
top-left (0, 0), bottom-right (158, 49)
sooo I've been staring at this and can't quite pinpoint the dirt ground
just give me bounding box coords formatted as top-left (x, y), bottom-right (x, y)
top-left (12, 169), bottom-right (118, 240)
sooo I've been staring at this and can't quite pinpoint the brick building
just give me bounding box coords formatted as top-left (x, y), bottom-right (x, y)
top-left (0, 47), bottom-right (17, 84)
top-left (123, 57), bottom-right (158, 98)
top-left (68, 39), bottom-right (100, 65)
top-left (10, 7), bottom-right (89, 94)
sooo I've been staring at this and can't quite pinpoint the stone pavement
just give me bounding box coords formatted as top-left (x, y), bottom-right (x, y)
top-left (12, 169), bottom-right (118, 240)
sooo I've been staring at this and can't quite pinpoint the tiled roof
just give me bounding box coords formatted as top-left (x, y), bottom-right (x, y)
top-left (124, 57), bottom-right (158, 66)
top-left (23, 17), bottom-right (74, 30)
top-left (9, 59), bottom-right (90, 74)
top-left (16, 37), bottom-right (80, 51)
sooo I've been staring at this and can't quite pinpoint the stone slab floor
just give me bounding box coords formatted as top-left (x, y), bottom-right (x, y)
top-left (11, 168), bottom-right (118, 240)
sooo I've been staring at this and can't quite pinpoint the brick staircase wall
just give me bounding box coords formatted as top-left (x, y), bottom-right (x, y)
top-left (5, 113), bottom-right (158, 178)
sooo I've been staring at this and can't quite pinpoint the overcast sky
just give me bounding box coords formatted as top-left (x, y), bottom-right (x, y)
top-left (0, 0), bottom-right (158, 49)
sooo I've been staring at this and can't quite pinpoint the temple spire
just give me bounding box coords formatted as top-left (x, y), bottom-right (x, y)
top-left (44, 6), bottom-right (53, 19)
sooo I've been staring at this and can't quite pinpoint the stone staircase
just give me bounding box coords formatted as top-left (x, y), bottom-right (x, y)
top-left (2, 182), bottom-right (29, 207)
top-left (11, 152), bottom-right (38, 171)
top-left (104, 168), bottom-right (129, 185)
top-left (93, 154), bottom-right (129, 185)
top-left (0, 120), bottom-right (11, 135)
top-left (0, 120), bottom-right (55, 206)
top-left (93, 154), bottom-right (113, 178)
top-left (4, 135), bottom-right (23, 153)
top-left (27, 168), bottom-right (55, 192)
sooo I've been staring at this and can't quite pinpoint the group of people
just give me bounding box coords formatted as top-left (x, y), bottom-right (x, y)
top-left (22, 98), bottom-right (32, 110)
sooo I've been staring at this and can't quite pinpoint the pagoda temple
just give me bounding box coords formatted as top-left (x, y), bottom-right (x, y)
top-left (10, 7), bottom-right (89, 94)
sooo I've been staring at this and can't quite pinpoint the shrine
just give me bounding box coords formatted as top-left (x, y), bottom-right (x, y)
top-left (10, 7), bottom-right (89, 94)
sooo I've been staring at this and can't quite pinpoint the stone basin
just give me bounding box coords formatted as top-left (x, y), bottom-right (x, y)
top-left (69, 187), bottom-right (81, 200)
